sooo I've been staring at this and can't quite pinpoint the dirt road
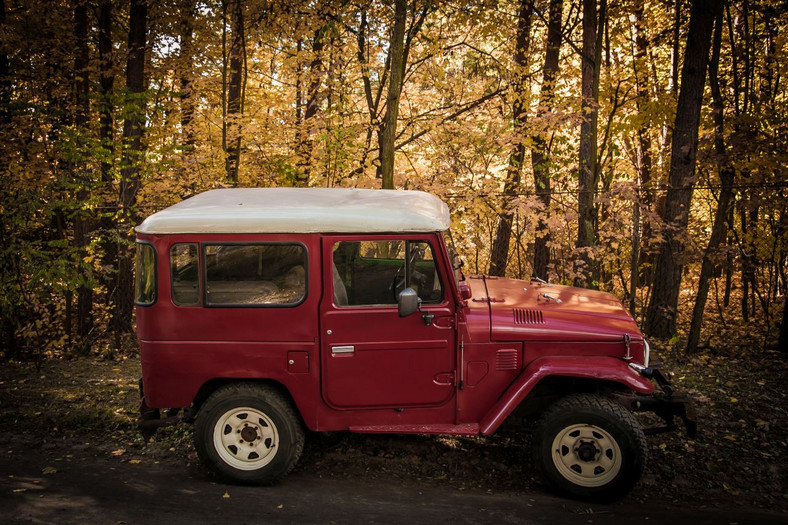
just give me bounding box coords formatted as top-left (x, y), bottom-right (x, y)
top-left (1, 432), bottom-right (785, 525)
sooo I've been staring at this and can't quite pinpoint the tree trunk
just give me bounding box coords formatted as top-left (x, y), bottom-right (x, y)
top-left (779, 296), bottom-right (788, 353)
top-left (73, 0), bottom-right (93, 340)
top-left (224, 0), bottom-right (245, 185)
top-left (111, 0), bottom-right (147, 335)
top-left (530, 0), bottom-right (562, 280)
top-left (97, 0), bottom-right (117, 329)
top-left (179, 0), bottom-right (196, 151)
top-left (0, 0), bottom-right (9, 123)
top-left (575, 0), bottom-right (606, 288)
top-left (0, 0), bottom-right (18, 356)
top-left (632, 0), bottom-right (653, 298)
top-left (686, 8), bottom-right (734, 354)
top-left (295, 25), bottom-right (327, 187)
top-left (644, 0), bottom-right (722, 339)
top-left (377, 0), bottom-right (407, 189)
top-left (488, 0), bottom-right (534, 277)
top-left (98, 0), bottom-right (114, 186)
top-left (652, 0), bottom-right (682, 259)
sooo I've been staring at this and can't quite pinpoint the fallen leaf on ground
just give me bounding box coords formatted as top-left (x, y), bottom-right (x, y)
top-left (222, 492), bottom-right (230, 499)
top-left (111, 449), bottom-right (125, 456)
top-left (42, 467), bottom-right (57, 475)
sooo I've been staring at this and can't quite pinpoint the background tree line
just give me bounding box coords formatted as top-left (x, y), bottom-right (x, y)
top-left (0, 0), bottom-right (785, 359)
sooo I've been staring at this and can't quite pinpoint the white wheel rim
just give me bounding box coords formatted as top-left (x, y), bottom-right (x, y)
top-left (551, 423), bottom-right (622, 488)
top-left (213, 406), bottom-right (279, 471)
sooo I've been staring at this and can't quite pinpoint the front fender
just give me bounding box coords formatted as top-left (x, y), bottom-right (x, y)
top-left (478, 356), bottom-right (654, 435)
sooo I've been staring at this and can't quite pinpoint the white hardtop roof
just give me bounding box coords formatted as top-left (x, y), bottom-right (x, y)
top-left (135, 188), bottom-right (451, 234)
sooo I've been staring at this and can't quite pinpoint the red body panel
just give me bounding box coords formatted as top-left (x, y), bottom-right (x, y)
top-left (478, 356), bottom-right (654, 435)
top-left (136, 231), bottom-right (653, 435)
top-left (319, 235), bottom-right (456, 410)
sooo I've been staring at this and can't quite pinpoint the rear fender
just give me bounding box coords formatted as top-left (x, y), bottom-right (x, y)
top-left (478, 356), bottom-right (654, 435)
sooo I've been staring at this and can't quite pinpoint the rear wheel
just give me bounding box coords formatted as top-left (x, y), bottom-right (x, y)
top-left (533, 394), bottom-right (647, 501)
top-left (194, 383), bottom-right (304, 485)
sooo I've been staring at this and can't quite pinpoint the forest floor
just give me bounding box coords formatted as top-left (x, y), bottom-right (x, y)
top-left (0, 344), bottom-right (787, 523)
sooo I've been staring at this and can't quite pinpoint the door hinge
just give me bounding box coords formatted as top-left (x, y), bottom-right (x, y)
top-left (472, 297), bottom-right (504, 303)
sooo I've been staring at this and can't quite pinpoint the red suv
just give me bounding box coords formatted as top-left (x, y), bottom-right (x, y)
top-left (135, 188), bottom-right (694, 501)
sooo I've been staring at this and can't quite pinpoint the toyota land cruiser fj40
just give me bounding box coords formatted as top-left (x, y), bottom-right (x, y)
top-left (134, 188), bottom-right (695, 501)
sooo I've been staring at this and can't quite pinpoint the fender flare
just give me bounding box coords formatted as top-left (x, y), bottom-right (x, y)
top-left (478, 356), bottom-right (654, 435)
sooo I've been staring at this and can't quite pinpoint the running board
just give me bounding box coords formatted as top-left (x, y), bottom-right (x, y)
top-left (349, 423), bottom-right (479, 435)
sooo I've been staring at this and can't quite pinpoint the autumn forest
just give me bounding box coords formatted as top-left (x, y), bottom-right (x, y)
top-left (0, 0), bottom-right (786, 358)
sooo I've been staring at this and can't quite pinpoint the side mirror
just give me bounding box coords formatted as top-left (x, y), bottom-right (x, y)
top-left (397, 287), bottom-right (421, 318)
top-left (459, 283), bottom-right (472, 300)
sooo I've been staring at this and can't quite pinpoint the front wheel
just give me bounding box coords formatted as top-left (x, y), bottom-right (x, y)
top-left (194, 383), bottom-right (304, 485)
top-left (533, 394), bottom-right (647, 502)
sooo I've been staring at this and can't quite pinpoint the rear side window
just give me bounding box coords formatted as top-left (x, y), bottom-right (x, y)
top-left (171, 243), bottom-right (199, 306)
top-left (134, 242), bottom-right (156, 306)
top-left (204, 244), bottom-right (306, 306)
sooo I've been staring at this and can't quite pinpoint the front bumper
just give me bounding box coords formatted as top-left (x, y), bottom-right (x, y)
top-left (620, 364), bottom-right (697, 438)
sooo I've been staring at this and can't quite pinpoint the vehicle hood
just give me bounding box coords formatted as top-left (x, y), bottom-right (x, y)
top-left (478, 277), bottom-right (643, 342)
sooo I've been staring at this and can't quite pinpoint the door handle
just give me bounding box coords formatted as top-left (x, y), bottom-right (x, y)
top-left (331, 345), bottom-right (355, 355)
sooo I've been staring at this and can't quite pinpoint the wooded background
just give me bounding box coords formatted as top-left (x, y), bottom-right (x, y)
top-left (0, 0), bottom-right (785, 359)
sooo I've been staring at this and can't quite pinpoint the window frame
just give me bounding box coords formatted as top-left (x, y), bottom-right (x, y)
top-left (201, 241), bottom-right (309, 308)
top-left (134, 241), bottom-right (157, 307)
top-left (170, 242), bottom-right (201, 307)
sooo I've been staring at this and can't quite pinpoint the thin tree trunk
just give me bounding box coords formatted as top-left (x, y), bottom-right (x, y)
top-left (179, 0), bottom-right (196, 151)
top-left (779, 296), bottom-right (788, 353)
top-left (97, 0), bottom-right (117, 323)
top-left (575, 0), bottom-right (606, 288)
top-left (378, 0), bottom-right (407, 189)
top-left (645, 0), bottom-right (722, 339)
top-left (98, 0), bottom-right (114, 186)
top-left (112, 0), bottom-right (147, 335)
top-left (0, 0), bottom-right (9, 123)
top-left (630, 194), bottom-right (640, 314)
top-left (489, 0), bottom-right (534, 277)
top-left (225, 0), bottom-right (244, 185)
top-left (686, 8), bottom-right (735, 354)
top-left (73, 0), bottom-right (93, 341)
top-left (530, 0), bottom-right (563, 280)
top-left (632, 0), bottom-right (653, 294)
top-left (0, 0), bottom-right (18, 356)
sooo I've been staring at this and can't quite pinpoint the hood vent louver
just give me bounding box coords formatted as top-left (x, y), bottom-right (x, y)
top-left (496, 349), bottom-right (519, 370)
top-left (513, 308), bottom-right (545, 325)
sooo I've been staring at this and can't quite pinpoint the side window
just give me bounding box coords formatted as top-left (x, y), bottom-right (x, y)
top-left (134, 242), bottom-right (156, 306)
top-left (171, 243), bottom-right (199, 306)
top-left (332, 240), bottom-right (443, 306)
top-left (204, 244), bottom-right (306, 306)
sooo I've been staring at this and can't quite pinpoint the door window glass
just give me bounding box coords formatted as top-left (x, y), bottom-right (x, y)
top-left (332, 240), bottom-right (442, 306)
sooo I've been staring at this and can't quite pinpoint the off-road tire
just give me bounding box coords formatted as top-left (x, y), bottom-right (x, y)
top-left (533, 393), bottom-right (647, 502)
top-left (194, 383), bottom-right (305, 485)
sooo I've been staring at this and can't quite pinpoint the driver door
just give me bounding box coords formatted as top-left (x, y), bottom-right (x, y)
top-left (320, 235), bottom-right (456, 410)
